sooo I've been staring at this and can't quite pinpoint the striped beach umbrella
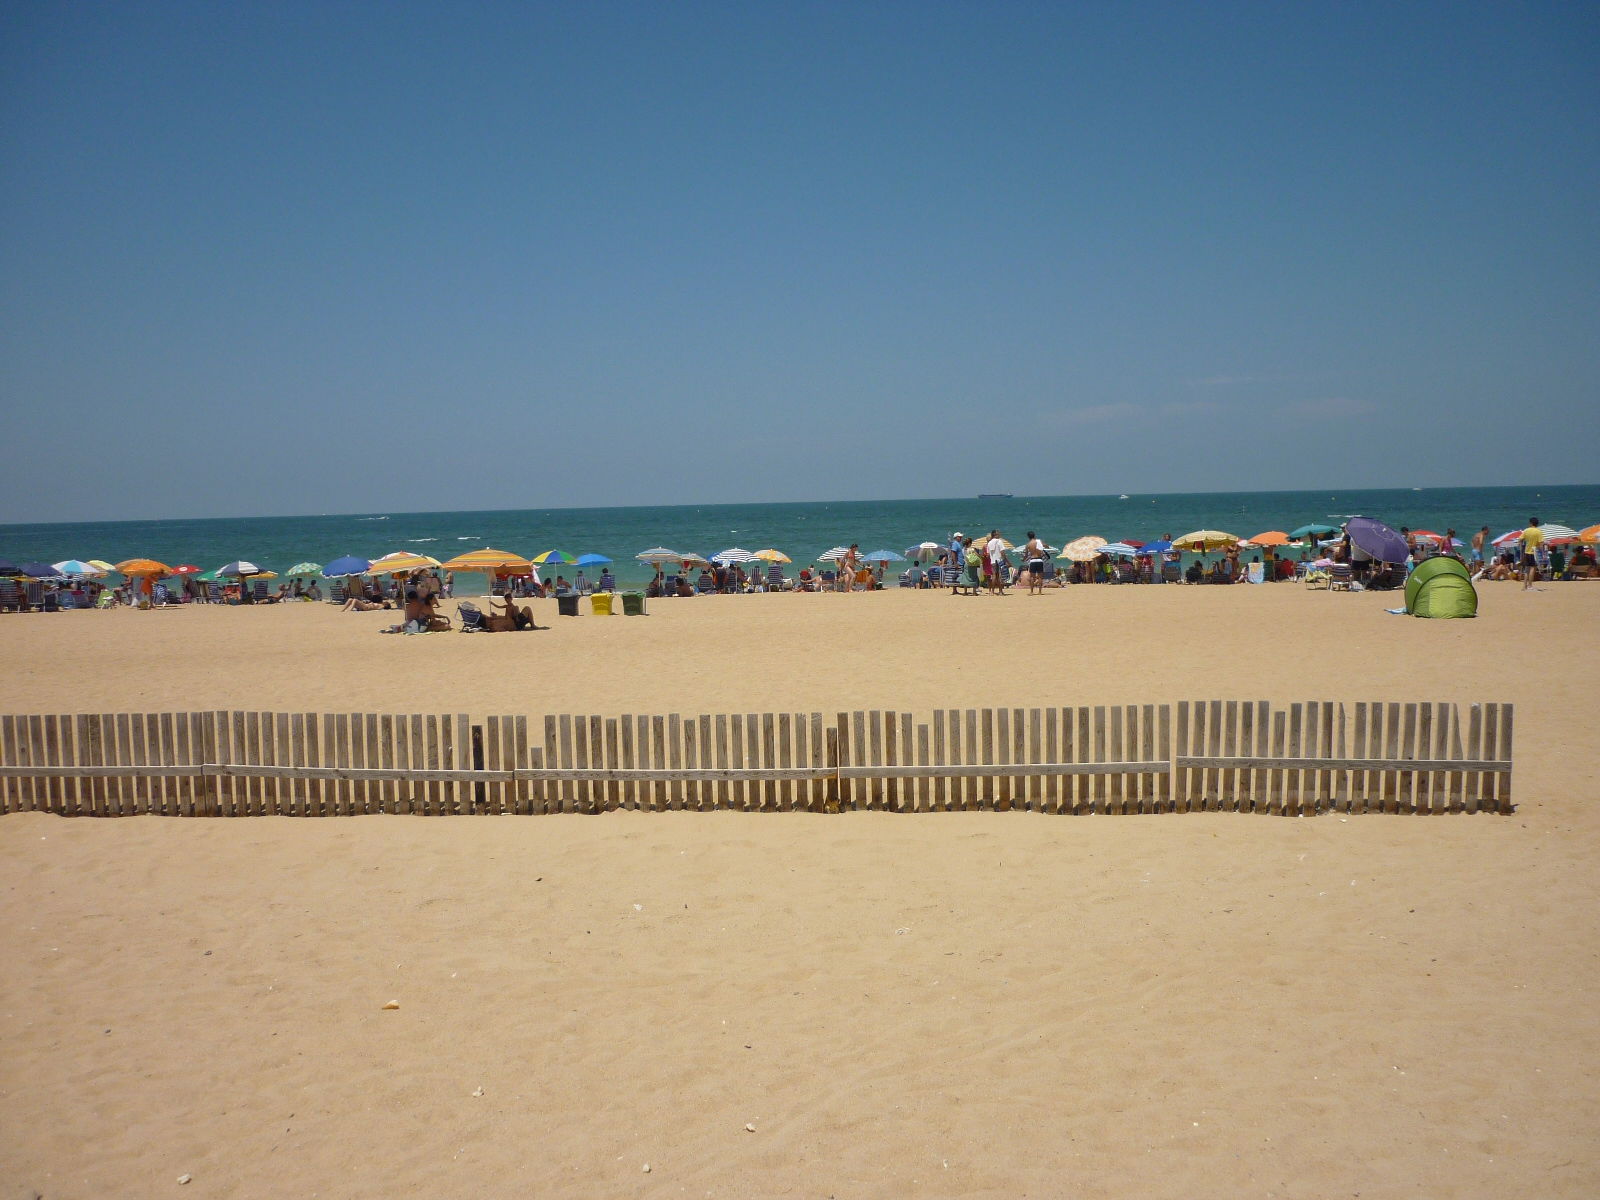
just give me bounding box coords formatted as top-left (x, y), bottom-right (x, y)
top-left (635, 547), bottom-right (681, 563)
top-left (52, 559), bottom-right (105, 577)
top-left (711, 547), bottom-right (758, 564)
top-left (369, 552), bottom-right (440, 574)
top-left (530, 549), bottom-right (575, 566)
top-left (440, 547), bottom-right (533, 574)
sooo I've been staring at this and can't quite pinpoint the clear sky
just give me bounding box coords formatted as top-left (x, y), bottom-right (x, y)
top-left (2, 1), bottom-right (1596, 522)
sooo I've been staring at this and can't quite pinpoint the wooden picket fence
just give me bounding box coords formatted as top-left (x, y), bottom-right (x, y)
top-left (0, 701), bottom-right (1513, 818)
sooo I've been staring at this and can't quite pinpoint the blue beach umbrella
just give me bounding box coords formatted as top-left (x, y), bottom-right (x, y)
top-left (1289, 523), bottom-right (1340, 539)
top-left (574, 553), bottom-right (612, 567)
top-left (531, 549), bottom-right (576, 566)
top-left (1345, 517), bottom-right (1410, 565)
top-left (19, 561), bottom-right (60, 578)
top-left (0, 558), bottom-right (19, 575)
top-left (322, 555), bottom-right (372, 577)
top-left (862, 549), bottom-right (905, 563)
top-left (52, 559), bottom-right (103, 577)
top-left (1140, 539), bottom-right (1174, 555)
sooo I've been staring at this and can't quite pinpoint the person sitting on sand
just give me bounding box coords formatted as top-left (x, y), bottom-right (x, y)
top-left (1185, 559), bottom-right (1204, 584)
top-left (484, 591), bottom-right (539, 632)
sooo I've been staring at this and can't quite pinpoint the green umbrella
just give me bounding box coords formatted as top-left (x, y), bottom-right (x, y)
top-left (531, 549), bottom-right (576, 565)
top-left (284, 562), bottom-right (322, 576)
top-left (1289, 523), bottom-right (1340, 538)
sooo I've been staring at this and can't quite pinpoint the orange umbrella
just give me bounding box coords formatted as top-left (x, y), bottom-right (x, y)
top-left (1580, 524), bottom-right (1600, 545)
top-left (1244, 531), bottom-right (1289, 547)
top-left (440, 547), bottom-right (533, 574)
top-left (114, 558), bottom-right (173, 576)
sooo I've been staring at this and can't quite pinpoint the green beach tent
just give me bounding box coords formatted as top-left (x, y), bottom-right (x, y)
top-left (1405, 557), bottom-right (1477, 619)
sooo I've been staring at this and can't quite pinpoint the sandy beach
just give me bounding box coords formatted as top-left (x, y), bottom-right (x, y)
top-left (4, 582), bottom-right (1599, 1198)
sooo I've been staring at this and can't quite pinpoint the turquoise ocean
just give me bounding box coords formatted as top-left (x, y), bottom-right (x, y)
top-left (3, 485), bottom-right (1595, 591)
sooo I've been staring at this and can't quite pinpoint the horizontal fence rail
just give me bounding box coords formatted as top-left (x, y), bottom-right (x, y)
top-left (0, 702), bottom-right (1512, 818)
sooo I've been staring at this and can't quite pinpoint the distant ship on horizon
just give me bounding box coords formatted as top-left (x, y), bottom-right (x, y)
top-left (977, 492), bottom-right (1013, 500)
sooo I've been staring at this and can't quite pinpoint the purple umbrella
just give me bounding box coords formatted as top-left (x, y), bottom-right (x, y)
top-left (1345, 517), bottom-right (1409, 565)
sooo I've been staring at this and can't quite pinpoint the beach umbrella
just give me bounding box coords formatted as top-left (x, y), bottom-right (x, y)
top-left (1490, 530), bottom-right (1522, 548)
top-left (369, 552), bottom-right (440, 574)
top-left (283, 562), bottom-right (323, 577)
top-left (169, 564), bottom-right (202, 576)
top-left (1345, 517), bottom-right (1409, 565)
top-left (754, 549), bottom-right (792, 563)
top-left (677, 552), bottom-right (710, 566)
top-left (530, 549), bottom-right (575, 566)
top-left (635, 547), bottom-right (681, 564)
top-left (52, 559), bottom-right (105, 577)
top-left (1059, 536), bottom-right (1107, 562)
top-left (818, 546), bottom-right (853, 562)
top-left (1173, 530), bottom-right (1241, 552)
top-left (440, 547), bottom-right (533, 574)
top-left (862, 549), bottom-right (905, 563)
top-left (1534, 524), bottom-right (1579, 541)
top-left (574, 553), bottom-right (612, 568)
top-left (87, 560), bottom-right (116, 573)
top-left (904, 542), bottom-right (942, 563)
top-left (19, 561), bottom-right (61, 578)
top-left (0, 558), bottom-right (19, 576)
top-left (1244, 531), bottom-right (1289, 547)
top-left (1141, 539), bottom-right (1174, 555)
top-left (1289, 523), bottom-right (1339, 539)
top-left (322, 555), bottom-right (372, 577)
top-left (711, 547), bottom-right (759, 564)
top-left (196, 568), bottom-right (224, 582)
top-left (114, 558), bottom-right (173, 576)
top-left (1579, 524), bottom-right (1600, 544)
top-left (217, 561), bottom-right (265, 577)
top-left (1097, 542), bottom-right (1139, 557)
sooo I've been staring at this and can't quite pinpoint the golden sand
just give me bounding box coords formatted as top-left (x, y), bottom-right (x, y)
top-left (3, 582), bottom-right (1598, 1197)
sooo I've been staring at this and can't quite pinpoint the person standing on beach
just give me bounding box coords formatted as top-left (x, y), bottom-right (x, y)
top-left (1520, 518), bottom-right (1543, 589)
top-left (1471, 526), bottom-right (1489, 564)
top-left (1024, 531), bottom-right (1046, 594)
top-left (985, 531), bottom-right (1007, 594)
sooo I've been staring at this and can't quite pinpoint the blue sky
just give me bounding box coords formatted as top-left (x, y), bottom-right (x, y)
top-left (2, 1), bottom-right (1596, 522)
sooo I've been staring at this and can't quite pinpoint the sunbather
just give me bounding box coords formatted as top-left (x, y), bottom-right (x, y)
top-left (484, 591), bottom-right (540, 632)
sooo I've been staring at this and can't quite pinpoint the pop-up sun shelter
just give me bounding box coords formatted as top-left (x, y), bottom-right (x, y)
top-left (1405, 556), bottom-right (1477, 618)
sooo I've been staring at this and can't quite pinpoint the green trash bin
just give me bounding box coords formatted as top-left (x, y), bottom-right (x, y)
top-left (621, 592), bottom-right (647, 616)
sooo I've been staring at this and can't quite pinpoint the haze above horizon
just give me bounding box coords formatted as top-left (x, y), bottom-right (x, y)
top-left (3, 2), bottom-right (1596, 524)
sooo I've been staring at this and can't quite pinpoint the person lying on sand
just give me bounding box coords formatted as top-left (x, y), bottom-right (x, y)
top-left (343, 595), bottom-right (388, 612)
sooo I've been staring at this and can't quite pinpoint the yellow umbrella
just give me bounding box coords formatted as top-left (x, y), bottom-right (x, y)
top-left (1059, 536), bottom-right (1106, 563)
top-left (440, 547), bottom-right (533, 574)
top-left (1172, 530), bottom-right (1241, 552)
top-left (114, 558), bottom-right (173, 576)
top-left (87, 559), bottom-right (116, 573)
top-left (369, 552), bottom-right (441, 574)
top-left (754, 549), bottom-right (791, 563)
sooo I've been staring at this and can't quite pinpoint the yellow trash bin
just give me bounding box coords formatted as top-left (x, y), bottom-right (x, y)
top-left (590, 592), bottom-right (614, 616)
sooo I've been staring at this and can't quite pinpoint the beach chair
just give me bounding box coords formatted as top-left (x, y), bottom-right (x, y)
top-left (898, 570), bottom-right (916, 588)
top-left (943, 565), bottom-right (978, 596)
top-left (1113, 561), bottom-right (1138, 584)
top-left (0, 578), bottom-right (24, 611)
top-left (766, 564), bottom-right (789, 591)
top-left (1160, 562), bottom-right (1180, 584)
top-left (94, 590), bottom-right (117, 609)
top-left (456, 601), bottom-right (486, 631)
top-left (820, 570), bottom-right (837, 591)
top-left (1327, 563), bottom-right (1355, 592)
top-left (26, 581), bottom-right (45, 610)
top-left (1246, 561), bottom-right (1265, 584)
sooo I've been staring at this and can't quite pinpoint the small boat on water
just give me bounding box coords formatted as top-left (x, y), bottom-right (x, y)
top-left (977, 493), bottom-right (1013, 499)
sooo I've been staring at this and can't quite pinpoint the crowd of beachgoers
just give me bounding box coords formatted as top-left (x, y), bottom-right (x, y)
top-left (2, 515), bottom-right (1595, 620)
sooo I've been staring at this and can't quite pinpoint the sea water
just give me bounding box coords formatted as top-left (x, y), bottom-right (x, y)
top-left (2, 485), bottom-right (1594, 590)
